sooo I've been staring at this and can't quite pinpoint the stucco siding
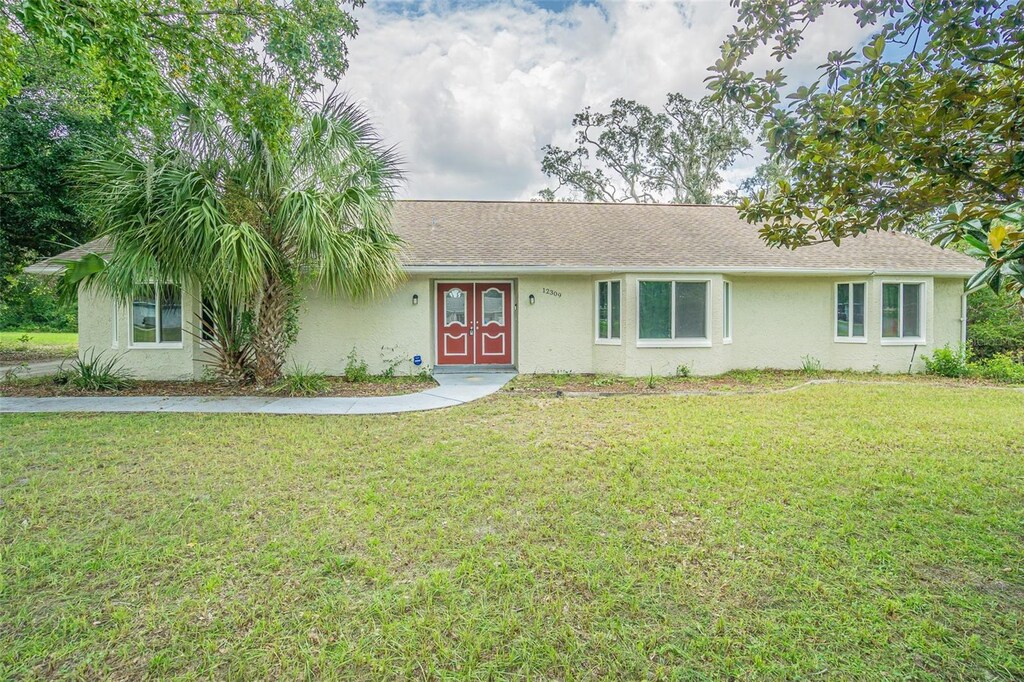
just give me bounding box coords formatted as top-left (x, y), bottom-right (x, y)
top-left (515, 276), bottom-right (593, 374)
top-left (76, 271), bottom-right (967, 379)
top-left (289, 277), bottom-right (432, 375)
top-left (79, 286), bottom-right (197, 380)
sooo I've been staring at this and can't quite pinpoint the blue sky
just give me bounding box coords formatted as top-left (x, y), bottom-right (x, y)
top-left (335, 0), bottom-right (876, 200)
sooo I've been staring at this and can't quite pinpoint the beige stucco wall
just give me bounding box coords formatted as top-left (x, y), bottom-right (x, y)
top-left (77, 272), bottom-right (967, 379)
top-left (78, 285), bottom-right (199, 380)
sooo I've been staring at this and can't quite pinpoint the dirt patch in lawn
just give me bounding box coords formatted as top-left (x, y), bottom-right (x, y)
top-left (0, 375), bottom-right (436, 398)
top-left (503, 370), bottom-right (1017, 396)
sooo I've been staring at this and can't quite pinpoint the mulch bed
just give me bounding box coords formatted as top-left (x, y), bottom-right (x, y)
top-left (0, 376), bottom-right (436, 398)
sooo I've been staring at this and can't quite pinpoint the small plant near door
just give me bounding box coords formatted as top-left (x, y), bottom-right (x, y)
top-left (343, 348), bottom-right (370, 383)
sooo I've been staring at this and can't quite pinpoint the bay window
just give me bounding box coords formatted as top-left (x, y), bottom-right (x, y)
top-left (638, 280), bottom-right (710, 346)
top-left (595, 280), bottom-right (621, 343)
top-left (132, 283), bottom-right (182, 346)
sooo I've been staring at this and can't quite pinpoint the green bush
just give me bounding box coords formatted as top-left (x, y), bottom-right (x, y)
top-left (343, 348), bottom-right (370, 383)
top-left (276, 364), bottom-right (329, 396)
top-left (0, 274), bottom-right (77, 332)
top-left (969, 353), bottom-right (1024, 384)
top-left (800, 355), bottom-right (823, 375)
top-left (923, 344), bottom-right (971, 378)
top-left (56, 351), bottom-right (134, 391)
top-left (968, 288), bottom-right (1024, 360)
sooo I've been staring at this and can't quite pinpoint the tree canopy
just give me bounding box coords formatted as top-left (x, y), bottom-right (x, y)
top-left (0, 48), bottom-right (114, 293)
top-left (1, 0), bottom-right (363, 134)
top-left (539, 94), bottom-right (752, 204)
top-left (707, 0), bottom-right (1024, 296)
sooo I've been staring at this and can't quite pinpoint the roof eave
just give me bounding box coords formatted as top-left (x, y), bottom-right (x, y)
top-left (401, 264), bottom-right (977, 277)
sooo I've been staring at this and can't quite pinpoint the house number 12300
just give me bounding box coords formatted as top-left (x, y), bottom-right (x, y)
top-left (542, 288), bottom-right (562, 297)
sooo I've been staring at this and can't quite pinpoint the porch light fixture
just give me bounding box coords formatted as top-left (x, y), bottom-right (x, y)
top-left (412, 294), bottom-right (419, 306)
top-left (528, 294), bottom-right (536, 305)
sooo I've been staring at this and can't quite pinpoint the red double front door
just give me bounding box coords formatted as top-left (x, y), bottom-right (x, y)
top-left (436, 282), bottom-right (513, 365)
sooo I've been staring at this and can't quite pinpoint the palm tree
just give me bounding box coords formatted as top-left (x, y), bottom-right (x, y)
top-left (76, 95), bottom-right (404, 384)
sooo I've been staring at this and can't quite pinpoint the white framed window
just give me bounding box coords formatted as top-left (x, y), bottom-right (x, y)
top-left (722, 280), bottom-right (733, 344)
top-left (881, 282), bottom-right (926, 344)
top-left (131, 283), bottom-right (183, 347)
top-left (595, 279), bottom-right (621, 344)
top-left (835, 282), bottom-right (866, 342)
top-left (637, 279), bottom-right (711, 347)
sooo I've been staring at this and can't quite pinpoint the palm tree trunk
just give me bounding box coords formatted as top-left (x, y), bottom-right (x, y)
top-left (252, 271), bottom-right (291, 385)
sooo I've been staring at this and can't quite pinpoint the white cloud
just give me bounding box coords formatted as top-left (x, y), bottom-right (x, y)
top-left (335, 0), bottom-right (873, 200)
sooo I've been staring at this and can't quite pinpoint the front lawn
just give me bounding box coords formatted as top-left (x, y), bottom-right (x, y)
top-left (2, 384), bottom-right (1022, 678)
top-left (0, 332), bottom-right (78, 364)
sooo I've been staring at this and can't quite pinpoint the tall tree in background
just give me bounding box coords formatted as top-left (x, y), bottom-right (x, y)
top-left (0, 0), bottom-right (362, 136)
top-left (539, 94), bottom-right (752, 204)
top-left (76, 96), bottom-right (403, 384)
top-left (707, 0), bottom-right (1024, 297)
top-left (1, 0), bottom-right (370, 288)
top-left (0, 48), bottom-right (114, 295)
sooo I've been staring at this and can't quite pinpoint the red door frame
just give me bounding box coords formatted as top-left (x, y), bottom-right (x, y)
top-left (435, 281), bottom-right (514, 365)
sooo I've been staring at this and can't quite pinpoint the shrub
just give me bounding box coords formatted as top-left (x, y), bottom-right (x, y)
top-left (967, 288), bottom-right (1024, 360)
top-left (800, 355), bottom-right (823, 375)
top-left (57, 351), bottom-right (134, 391)
top-left (343, 348), bottom-right (370, 383)
top-left (276, 364), bottom-right (329, 396)
top-left (675, 363), bottom-right (692, 378)
top-left (0, 274), bottom-right (77, 332)
top-left (969, 352), bottom-right (1024, 383)
top-left (923, 344), bottom-right (971, 378)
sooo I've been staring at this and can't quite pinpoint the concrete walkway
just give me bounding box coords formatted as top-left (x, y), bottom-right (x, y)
top-left (0, 372), bottom-right (516, 415)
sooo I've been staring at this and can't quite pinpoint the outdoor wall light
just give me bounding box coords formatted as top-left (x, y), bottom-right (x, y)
top-left (412, 294), bottom-right (419, 306)
top-left (528, 294), bottom-right (536, 305)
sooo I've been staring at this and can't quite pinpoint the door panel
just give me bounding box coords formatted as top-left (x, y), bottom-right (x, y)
top-left (436, 283), bottom-right (474, 364)
top-left (475, 284), bottom-right (513, 364)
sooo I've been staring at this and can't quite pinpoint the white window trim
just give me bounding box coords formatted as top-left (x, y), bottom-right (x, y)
top-left (128, 283), bottom-right (184, 349)
top-left (636, 277), bottom-right (712, 348)
top-left (111, 301), bottom-right (119, 349)
top-left (594, 279), bottom-right (622, 345)
top-left (834, 281), bottom-right (868, 344)
top-left (722, 279), bottom-right (733, 344)
top-left (880, 280), bottom-right (927, 345)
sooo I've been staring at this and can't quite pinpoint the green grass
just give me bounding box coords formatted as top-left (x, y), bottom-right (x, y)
top-left (2, 384), bottom-right (1023, 679)
top-left (0, 332), bottom-right (78, 363)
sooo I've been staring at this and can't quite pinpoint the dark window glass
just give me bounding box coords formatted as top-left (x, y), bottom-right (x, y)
top-left (674, 282), bottom-right (706, 339)
top-left (639, 281), bottom-right (672, 339)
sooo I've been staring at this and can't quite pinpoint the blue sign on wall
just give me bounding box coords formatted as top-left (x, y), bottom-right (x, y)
top-left (413, 355), bottom-right (422, 366)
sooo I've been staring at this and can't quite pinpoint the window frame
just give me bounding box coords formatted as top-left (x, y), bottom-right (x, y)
top-left (834, 281), bottom-right (867, 344)
top-left (722, 279), bottom-right (733, 344)
top-left (635, 277), bottom-right (712, 348)
top-left (129, 282), bottom-right (184, 349)
top-left (111, 300), bottom-right (119, 349)
top-left (879, 280), bottom-right (927, 345)
top-left (594, 279), bottom-right (622, 345)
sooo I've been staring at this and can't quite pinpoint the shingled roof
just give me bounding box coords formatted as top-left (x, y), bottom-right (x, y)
top-left (27, 200), bottom-right (980, 276)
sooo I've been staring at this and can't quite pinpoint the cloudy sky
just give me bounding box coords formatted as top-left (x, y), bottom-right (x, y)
top-left (334, 0), bottom-right (874, 201)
